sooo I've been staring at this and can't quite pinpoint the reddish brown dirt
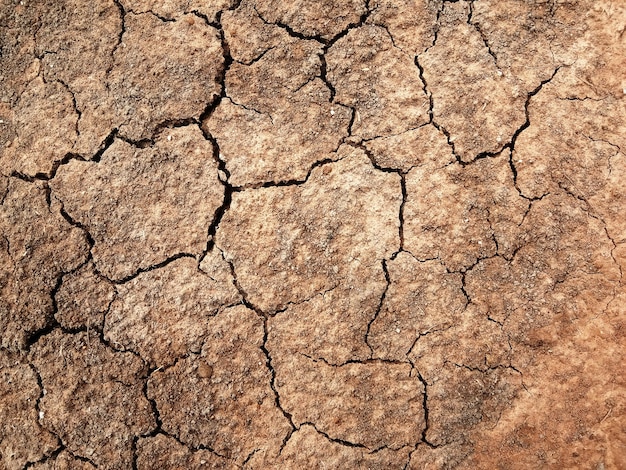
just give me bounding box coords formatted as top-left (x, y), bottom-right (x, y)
top-left (1, 0), bottom-right (625, 468)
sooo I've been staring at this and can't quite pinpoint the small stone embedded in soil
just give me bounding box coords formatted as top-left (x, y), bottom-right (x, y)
top-left (29, 330), bottom-right (155, 470)
top-left (0, 350), bottom-right (58, 470)
top-left (50, 126), bottom-right (223, 281)
top-left (327, 24), bottom-right (430, 140)
top-left (0, 178), bottom-right (88, 351)
top-left (147, 305), bottom-right (291, 464)
top-left (136, 434), bottom-right (235, 470)
top-left (104, 255), bottom-right (240, 368)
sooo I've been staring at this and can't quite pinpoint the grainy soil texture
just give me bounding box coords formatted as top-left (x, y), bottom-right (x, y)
top-left (1, 0), bottom-right (625, 468)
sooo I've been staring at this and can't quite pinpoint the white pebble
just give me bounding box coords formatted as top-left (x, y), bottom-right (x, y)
top-left (39, 411), bottom-right (44, 420)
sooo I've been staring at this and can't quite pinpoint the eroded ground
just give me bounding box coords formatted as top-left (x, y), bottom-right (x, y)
top-left (1, 0), bottom-right (625, 468)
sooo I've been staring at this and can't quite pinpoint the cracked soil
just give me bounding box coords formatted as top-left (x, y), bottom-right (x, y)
top-left (1, 0), bottom-right (625, 468)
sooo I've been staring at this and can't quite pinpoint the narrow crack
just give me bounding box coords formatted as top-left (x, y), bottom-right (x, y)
top-left (365, 259), bottom-right (391, 357)
top-left (261, 317), bottom-right (297, 451)
top-left (467, 1), bottom-right (498, 67)
top-left (414, 368), bottom-right (436, 448)
top-left (303, 422), bottom-right (369, 449)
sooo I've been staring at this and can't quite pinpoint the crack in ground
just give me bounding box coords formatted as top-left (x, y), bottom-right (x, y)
top-left (365, 259), bottom-right (392, 357)
top-left (467, 0), bottom-right (499, 67)
top-left (261, 317), bottom-right (297, 451)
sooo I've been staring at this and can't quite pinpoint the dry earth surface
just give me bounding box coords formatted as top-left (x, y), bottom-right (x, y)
top-left (1, 0), bottom-right (625, 468)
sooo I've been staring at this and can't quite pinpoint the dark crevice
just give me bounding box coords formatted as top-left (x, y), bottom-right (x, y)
top-left (22, 445), bottom-right (65, 470)
top-left (397, 174), bottom-right (407, 255)
top-left (253, 6), bottom-right (325, 44)
top-left (273, 284), bottom-right (339, 316)
top-left (108, 0), bottom-right (127, 76)
top-left (24, 269), bottom-right (67, 348)
top-left (260, 318), bottom-right (297, 449)
top-left (325, 0), bottom-right (372, 48)
top-left (233, 45), bottom-right (275, 66)
top-left (318, 51), bottom-right (335, 102)
top-left (242, 448), bottom-right (260, 465)
top-left (405, 325), bottom-right (454, 357)
top-left (92, 129), bottom-right (119, 162)
top-left (365, 259), bottom-right (391, 357)
top-left (414, 55), bottom-right (463, 164)
top-left (413, 369), bottom-right (437, 448)
top-left (232, 157), bottom-right (340, 191)
top-left (198, 10), bottom-right (234, 125)
top-left (111, 253), bottom-right (197, 285)
top-left (221, 251), bottom-right (267, 316)
top-left (153, 426), bottom-right (233, 460)
top-left (467, 1), bottom-right (498, 66)
top-left (302, 352), bottom-right (409, 369)
top-left (202, 134), bottom-right (233, 256)
top-left (303, 422), bottom-right (369, 449)
top-left (54, 79), bottom-right (82, 139)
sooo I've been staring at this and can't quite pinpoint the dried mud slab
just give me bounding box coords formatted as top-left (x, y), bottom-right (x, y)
top-left (246, 424), bottom-right (410, 468)
top-left (272, 354), bottom-right (425, 449)
top-left (206, 8), bottom-right (352, 186)
top-left (55, 262), bottom-right (116, 331)
top-left (51, 126), bottom-right (223, 281)
top-left (30, 451), bottom-right (97, 470)
top-left (217, 148), bottom-right (400, 315)
top-left (136, 434), bottom-right (235, 470)
top-left (108, 13), bottom-right (224, 142)
top-left (0, 350), bottom-right (58, 469)
top-left (327, 25), bottom-right (430, 140)
top-left (104, 254), bottom-right (240, 368)
top-left (254, 0), bottom-right (367, 40)
top-left (35, 0), bottom-right (121, 157)
top-left (0, 178), bottom-right (89, 350)
top-left (29, 331), bottom-right (155, 469)
top-left (403, 152), bottom-right (527, 270)
top-left (0, 78), bottom-right (78, 177)
top-left (148, 305), bottom-right (291, 464)
top-left (368, 252), bottom-right (467, 361)
top-left (468, 0), bottom-right (584, 91)
top-left (419, 1), bottom-right (526, 161)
